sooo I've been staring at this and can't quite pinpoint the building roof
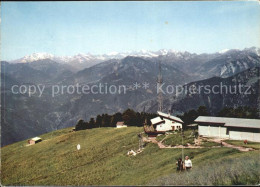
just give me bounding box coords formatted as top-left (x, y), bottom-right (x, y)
top-left (195, 116), bottom-right (260, 129)
top-left (157, 111), bottom-right (183, 123)
top-left (31, 137), bottom-right (41, 141)
top-left (187, 123), bottom-right (198, 127)
top-left (116, 121), bottom-right (126, 126)
top-left (151, 117), bottom-right (164, 125)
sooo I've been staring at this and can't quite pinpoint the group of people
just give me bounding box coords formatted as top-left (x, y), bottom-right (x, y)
top-left (176, 156), bottom-right (192, 172)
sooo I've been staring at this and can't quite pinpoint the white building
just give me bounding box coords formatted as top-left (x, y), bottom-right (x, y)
top-left (28, 137), bottom-right (42, 145)
top-left (116, 121), bottom-right (127, 128)
top-left (194, 116), bottom-right (260, 142)
top-left (150, 111), bottom-right (183, 132)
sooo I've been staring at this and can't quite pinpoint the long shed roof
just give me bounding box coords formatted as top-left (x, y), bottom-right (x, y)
top-left (195, 116), bottom-right (260, 129)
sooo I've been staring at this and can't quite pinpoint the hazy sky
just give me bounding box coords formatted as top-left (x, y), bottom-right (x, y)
top-left (1, 1), bottom-right (260, 60)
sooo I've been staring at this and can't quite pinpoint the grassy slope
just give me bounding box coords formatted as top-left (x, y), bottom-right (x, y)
top-left (150, 152), bottom-right (260, 185)
top-left (159, 130), bottom-right (195, 146)
top-left (1, 127), bottom-right (259, 185)
top-left (156, 130), bottom-right (220, 147)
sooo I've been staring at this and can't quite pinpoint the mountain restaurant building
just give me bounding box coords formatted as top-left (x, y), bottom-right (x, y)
top-left (150, 111), bottom-right (183, 132)
top-left (194, 116), bottom-right (260, 142)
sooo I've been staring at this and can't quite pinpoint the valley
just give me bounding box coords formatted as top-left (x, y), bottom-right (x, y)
top-left (1, 48), bottom-right (260, 146)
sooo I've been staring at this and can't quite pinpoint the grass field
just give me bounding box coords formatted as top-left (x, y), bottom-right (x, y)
top-left (157, 130), bottom-right (195, 146)
top-left (201, 141), bottom-right (221, 147)
top-left (150, 152), bottom-right (260, 185)
top-left (1, 127), bottom-right (259, 185)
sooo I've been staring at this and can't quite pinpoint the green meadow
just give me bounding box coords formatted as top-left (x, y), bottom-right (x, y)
top-left (1, 127), bottom-right (259, 185)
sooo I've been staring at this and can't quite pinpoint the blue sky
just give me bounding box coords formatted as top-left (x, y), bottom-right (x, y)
top-left (1, 1), bottom-right (260, 60)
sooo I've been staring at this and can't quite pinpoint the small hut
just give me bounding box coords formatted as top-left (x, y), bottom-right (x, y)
top-left (116, 121), bottom-right (127, 128)
top-left (28, 137), bottom-right (42, 145)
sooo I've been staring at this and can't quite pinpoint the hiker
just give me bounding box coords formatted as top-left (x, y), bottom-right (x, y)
top-left (184, 156), bottom-right (192, 171)
top-left (176, 157), bottom-right (184, 172)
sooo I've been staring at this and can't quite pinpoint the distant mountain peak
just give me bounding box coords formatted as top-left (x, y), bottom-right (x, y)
top-left (15, 52), bottom-right (55, 63)
top-left (9, 47), bottom-right (259, 69)
top-left (218, 49), bottom-right (231, 54)
top-left (218, 47), bottom-right (260, 55)
top-left (11, 49), bottom-right (185, 64)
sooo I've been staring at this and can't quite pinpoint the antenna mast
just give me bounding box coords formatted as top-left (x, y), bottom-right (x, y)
top-left (257, 68), bottom-right (260, 117)
top-left (157, 61), bottom-right (163, 112)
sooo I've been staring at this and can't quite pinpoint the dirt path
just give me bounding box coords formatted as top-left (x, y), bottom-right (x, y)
top-left (205, 138), bottom-right (255, 152)
top-left (143, 135), bottom-right (255, 152)
top-left (143, 136), bottom-right (204, 149)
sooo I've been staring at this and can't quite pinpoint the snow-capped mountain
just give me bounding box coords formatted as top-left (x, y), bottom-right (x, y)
top-left (13, 53), bottom-right (55, 63)
top-left (11, 49), bottom-right (185, 64)
top-left (9, 47), bottom-right (260, 72)
top-left (218, 47), bottom-right (260, 55)
top-left (12, 53), bottom-right (101, 64)
top-left (10, 47), bottom-right (260, 64)
top-left (10, 49), bottom-right (190, 69)
top-left (244, 47), bottom-right (260, 56)
top-left (9, 49), bottom-right (190, 64)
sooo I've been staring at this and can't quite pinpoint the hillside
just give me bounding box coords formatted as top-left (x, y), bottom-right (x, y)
top-left (1, 127), bottom-right (259, 185)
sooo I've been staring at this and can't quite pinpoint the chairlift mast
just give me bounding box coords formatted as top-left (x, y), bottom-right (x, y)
top-left (181, 128), bottom-right (184, 161)
top-left (138, 133), bottom-right (144, 150)
top-left (257, 68), bottom-right (260, 117)
top-left (157, 61), bottom-right (163, 112)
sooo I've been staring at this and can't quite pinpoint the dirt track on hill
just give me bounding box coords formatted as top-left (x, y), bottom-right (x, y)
top-left (143, 135), bottom-right (255, 152)
top-left (206, 138), bottom-right (255, 152)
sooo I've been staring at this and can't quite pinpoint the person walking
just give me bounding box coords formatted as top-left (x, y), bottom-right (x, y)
top-left (220, 140), bottom-right (223, 147)
top-left (184, 156), bottom-right (192, 171)
top-left (176, 157), bottom-right (184, 172)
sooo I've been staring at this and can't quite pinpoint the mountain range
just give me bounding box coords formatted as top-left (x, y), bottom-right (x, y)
top-left (137, 67), bottom-right (260, 114)
top-left (10, 47), bottom-right (260, 71)
top-left (1, 47), bottom-right (260, 146)
top-left (10, 49), bottom-right (184, 70)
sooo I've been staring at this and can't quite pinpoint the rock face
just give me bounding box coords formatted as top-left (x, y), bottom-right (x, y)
top-left (151, 47), bottom-right (260, 80)
top-left (1, 48), bottom-right (260, 146)
top-left (137, 67), bottom-right (260, 115)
